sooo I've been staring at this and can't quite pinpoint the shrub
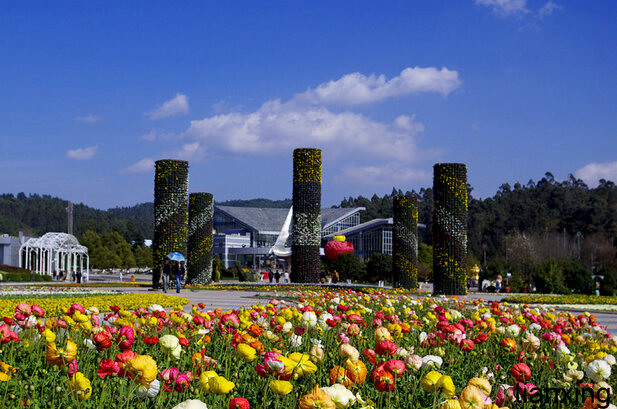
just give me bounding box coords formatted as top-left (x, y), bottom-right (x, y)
top-left (532, 259), bottom-right (570, 294)
top-left (364, 253), bottom-right (392, 284)
top-left (0, 271), bottom-right (52, 282)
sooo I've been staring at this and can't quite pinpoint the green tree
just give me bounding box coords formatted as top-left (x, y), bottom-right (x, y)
top-left (133, 246), bottom-right (153, 268)
top-left (364, 253), bottom-right (392, 284)
top-left (327, 253), bottom-right (365, 282)
top-left (532, 259), bottom-right (570, 294)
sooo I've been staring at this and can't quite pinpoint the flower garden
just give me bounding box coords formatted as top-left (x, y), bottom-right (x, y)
top-left (0, 288), bottom-right (615, 409)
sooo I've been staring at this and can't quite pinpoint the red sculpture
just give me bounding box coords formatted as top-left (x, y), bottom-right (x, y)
top-left (324, 235), bottom-right (354, 261)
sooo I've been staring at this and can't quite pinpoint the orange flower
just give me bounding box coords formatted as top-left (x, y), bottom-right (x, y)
top-left (299, 385), bottom-right (336, 409)
top-left (501, 338), bottom-right (517, 353)
top-left (344, 359), bottom-right (367, 384)
top-left (329, 366), bottom-right (354, 387)
top-left (46, 340), bottom-right (77, 367)
top-left (248, 323), bottom-right (263, 338)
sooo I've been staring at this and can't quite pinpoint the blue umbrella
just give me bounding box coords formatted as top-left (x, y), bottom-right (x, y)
top-left (166, 252), bottom-right (186, 262)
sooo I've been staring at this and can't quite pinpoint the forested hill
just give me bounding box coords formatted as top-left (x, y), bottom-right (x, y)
top-left (338, 173), bottom-right (617, 262)
top-left (0, 194), bottom-right (291, 242)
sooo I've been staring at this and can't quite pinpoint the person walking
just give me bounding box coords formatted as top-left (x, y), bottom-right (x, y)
top-left (161, 259), bottom-right (171, 293)
top-left (173, 261), bottom-right (184, 293)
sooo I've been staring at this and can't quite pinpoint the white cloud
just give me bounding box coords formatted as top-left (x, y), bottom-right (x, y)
top-left (75, 114), bottom-right (100, 123)
top-left (185, 99), bottom-right (425, 161)
top-left (140, 130), bottom-right (157, 141)
top-left (66, 146), bottom-right (98, 160)
top-left (575, 161), bottom-right (617, 186)
top-left (475, 0), bottom-right (529, 16)
top-left (334, 163), bottom-right (432, 187)
top-left (173, 142), bottom-right (204, 161)
top-left (145, 93), bottom-right (189, 120)
top-left (123, 158), bottom-right (155, 173)
top-left (538, 1), bottom-right (562, 19)
top-left (294, 67), bottom-right (461, 105)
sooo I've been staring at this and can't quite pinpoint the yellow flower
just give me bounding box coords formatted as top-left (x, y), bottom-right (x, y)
top-left (438, 375), bottom-right (456, 398)
top-left (46, 340), bottom-right (77, 367)
top-left (299, 385), bottom-right (336, 409)
top-left (421, 371), bottom-right (443, 393)
top-left (125, 355), bottom-right (158, 386)
top-left (67, 372), bottom-right (92, 401)
top-left (270, 380), bottom-right (293, 395)
top-left (209, 375), bottom-right (235, 394)
top-left (440, 399), bottom-right (463, 409)
top-left (458, 385), bottom-right (485, 409)
top-left (43, 329), bottom-right (56, 343)
top-left (280, 353), bottom-right (318, 378)
top-left (467, 377), bottom-right (491, 396)
top-left (0, 362), bottom-right (16, 382)
top-left (236, 343), bottom-right (257, 362)
top-left (199, 371), bottom-right (218, 393)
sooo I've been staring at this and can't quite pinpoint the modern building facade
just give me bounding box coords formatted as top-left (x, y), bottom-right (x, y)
top-left (0, 233), bottom-right (29, 267)
top-left (213, 206), bottom-right (365, 268)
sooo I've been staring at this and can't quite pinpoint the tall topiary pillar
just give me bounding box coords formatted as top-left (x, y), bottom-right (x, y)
top-left (153, 159), bottom-right (189, 288)
top-left (187, 192), bottom-right (214, 285)
top-left (291, 148), bottom-right (322, 283)
top-left (392, 195), bottom-right (418, 289)
top-left (433, 163), bottom-right (468, 295)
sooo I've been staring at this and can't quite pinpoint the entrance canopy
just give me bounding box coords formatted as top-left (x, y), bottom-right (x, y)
top-left (20, 232), bottom-right (89, 276)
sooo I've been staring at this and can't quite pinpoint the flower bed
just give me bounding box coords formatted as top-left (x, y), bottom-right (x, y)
top-left (0, 290), bottom-right (615, 408)
top-left (0, 293), bottom-right (188, 318)
top-left (503, 294), bottom-right (617, 305)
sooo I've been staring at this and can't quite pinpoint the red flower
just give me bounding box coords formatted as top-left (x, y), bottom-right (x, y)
top-left (143, 336), bottom-right (159, 345)
top-left (179, 337), bottom-right (190, 347)
top-left (375, 340), bottom-right (398, 356)
top-left (460, 339), bottom-right (475, 351)
top-left (373, 367), bottom-right (395, 392)
top-left (384, 359), bottom-right (405, 377)
top-left (474, 333), bottom-right (489, 344)
top-left (229, 397), bottom-right (250, 409)
top-left (363, 349), bottom-right (376, 365)
top-left (511, 363), bottom-right (532, 382)
top-left (93, 332), bottom-right (112, 351)
top-left (97, 359), bottom-right (121, 378)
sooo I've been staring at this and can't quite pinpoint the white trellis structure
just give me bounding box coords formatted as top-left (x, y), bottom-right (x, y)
top-left (19, 232), bottom-right (89, 276)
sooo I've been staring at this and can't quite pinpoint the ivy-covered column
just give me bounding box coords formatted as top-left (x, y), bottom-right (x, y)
top-left (153, 160), bottom-right (189, 288)
top-left (432, 163), bottom-right (468, 295)
top-left (187, 192), bottom-right (214, 285)
top-left (392, 195), bottom-right (418, 289)
top-left (291, 148), bottom-right (322, 283)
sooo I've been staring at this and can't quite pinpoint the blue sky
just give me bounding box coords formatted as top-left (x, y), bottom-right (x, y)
top-left (1, 1), bottom-right (616, 209)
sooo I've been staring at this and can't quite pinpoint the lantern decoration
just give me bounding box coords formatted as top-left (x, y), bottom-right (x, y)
top-left (432, 163), bottom-right (468, 295)
top-left (324, 235), bottom-right (354, 261)
top-left (291, 148), bottom-right (322, 283)
top-left (187, 192), bottom-right (214, 285)
top-left (392, 195), bottom-right (418, 289)
top-left (153, 160), bottom-right (189, 288)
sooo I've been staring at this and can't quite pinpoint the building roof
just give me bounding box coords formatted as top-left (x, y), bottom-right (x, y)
top-left (215, 206), bottom-right (365, 234)
top-left (324, 218), bottom-right (426, 238)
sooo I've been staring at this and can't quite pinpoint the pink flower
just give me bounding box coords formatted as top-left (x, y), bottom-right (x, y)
top-left (384, 359), bottom-right (406, 377)
top-left (15, 303), bottom-right (31, 317)
top-left (31, 304), bottom-right (45, 318)
top-left (117, 326), bottom-right (135, 351)
top-left (174, 372), bottom-right (190, 392)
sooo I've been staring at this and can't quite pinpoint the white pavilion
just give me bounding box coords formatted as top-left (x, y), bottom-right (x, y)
top-left (19, 232), bottom-right (89, 276)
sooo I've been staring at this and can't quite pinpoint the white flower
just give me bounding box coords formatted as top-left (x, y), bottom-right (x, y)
top-left (394, 347), bottom-right (409, 358)
top-left (448, 310), bottom-right (463, 320)
top-left (159, 334), bottom-right (180, 350)
top-left (282, 322), bottom-right (293, 334)
top-left (321, 384), bottom-right (356, 408)
top-left (148, 304), bottom-right (165, 313)
top-left (301, 311), bottom-right (318, 329)
top-left (83, 339), bottom-right (96, 350)
top-left (506, 324), bottom-right (520, 337)
top-left (556, 345), bottom-right (571, 360)
top-left (290, 333), bottom-right (303, 347)
top-left (136, 379), bottom-right (160, 398)
top-left (171, 399), bottom-right (208, 409)
top-left (421, 355), bottom-right (443, 368)
top-left (529, 323), bottom-right (542, 332)
top-left (171, 344), bottom-right (182, 360)
top-left (319, 313), bottom-right (333, 329)
top-left (602, 354), bottom-right (616, 366)
top-left (311, 338), bottom-right (324, 348)
top-left (586, 359), bottom-right (612, 382)
top-left (419, 332), bottom-right (428, 343)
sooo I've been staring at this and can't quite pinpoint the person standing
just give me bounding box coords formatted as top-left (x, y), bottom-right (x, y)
top-left (161, 259), bottom-right (171, 293)
top-left (283, 270), bottom-right (289, 284)
top-left (332, 269), bottom-right (340, 284)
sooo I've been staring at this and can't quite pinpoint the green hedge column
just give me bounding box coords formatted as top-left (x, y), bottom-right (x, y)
top-left (392, 195), bottom-right (418, 289)
top-left (433, 163), bottom-right (468, 295)
top-left (291, 148), bottom-right (322, 283)
top-left (153, 160), bottom-right (189, 288)
top-left (187, 192), bottom-right (214, 285)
